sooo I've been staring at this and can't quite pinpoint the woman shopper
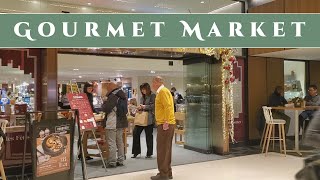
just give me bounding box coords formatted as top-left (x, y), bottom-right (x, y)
top-left (78, 82), bottom-right (95, 161)
top-left (132, 83), bottom-right (156, 158)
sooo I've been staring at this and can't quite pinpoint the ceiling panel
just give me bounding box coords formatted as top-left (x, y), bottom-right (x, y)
top-left (43, 0), bottom-right (236, 13)
top-left (254, 48), bottom-right (320, 61)
top-left (57, 53), bottom-right (184, 82)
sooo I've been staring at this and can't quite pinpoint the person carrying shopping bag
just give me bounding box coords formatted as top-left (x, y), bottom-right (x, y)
top-left (132, 83), bottom-right (156, 158)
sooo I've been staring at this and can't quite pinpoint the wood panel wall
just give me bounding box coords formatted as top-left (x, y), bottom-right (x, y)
top-left (248, 56), bottom-right (284, 140)
top-left (41, 49), bottom-right (58, 112)
top-left (285, 0), bottom-right (320, 13)
top-left (267, 58), bottom-right (285, 96)
top-left (309, 61), bottom-right (320, 89)
top-left (248, 0), bottom-right (285, 56)
top-left (248, 57), bottom-right (267, 139)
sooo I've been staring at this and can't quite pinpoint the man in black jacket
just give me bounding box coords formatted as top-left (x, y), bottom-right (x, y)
top-left (269, 86), bottom-right (291, 134)
top-left (102, 81), bottom-right (128, 168)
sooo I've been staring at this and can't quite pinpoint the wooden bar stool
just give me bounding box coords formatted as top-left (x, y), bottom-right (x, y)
top-left (261, 106), bottom-right (287, 157)
top-left (174, 112), bottom-right (186, 145)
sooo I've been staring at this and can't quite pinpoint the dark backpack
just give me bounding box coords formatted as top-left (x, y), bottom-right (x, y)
top-left (115, 95), bottom-right (128, 117)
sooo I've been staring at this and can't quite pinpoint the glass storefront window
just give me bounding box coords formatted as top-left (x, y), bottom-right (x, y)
top-left (184, 61), bottom-right (213, 152)
top-left (284, 61), bottom-right (306, 101)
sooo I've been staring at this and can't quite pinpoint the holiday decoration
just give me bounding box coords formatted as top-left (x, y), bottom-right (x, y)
top-left (199, 48), bottom-right (237, 144)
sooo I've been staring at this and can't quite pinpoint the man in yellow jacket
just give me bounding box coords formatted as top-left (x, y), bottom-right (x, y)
top-left (151, 76), bottom-right (176, 180)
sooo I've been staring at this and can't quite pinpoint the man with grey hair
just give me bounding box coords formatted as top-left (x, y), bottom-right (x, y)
top-left (151, 76), bottom-right (176, 180)
top-left (102, 81), bottom-right (128, 168)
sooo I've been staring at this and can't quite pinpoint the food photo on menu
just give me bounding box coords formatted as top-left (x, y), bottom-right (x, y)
top-left (36, 128), bottom-right (68, 165)
top-left (35, 123), bottom-right (71, 177)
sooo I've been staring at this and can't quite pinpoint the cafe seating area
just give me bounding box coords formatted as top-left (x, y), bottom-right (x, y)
top-left (260, 103), bottom-right (320, 157)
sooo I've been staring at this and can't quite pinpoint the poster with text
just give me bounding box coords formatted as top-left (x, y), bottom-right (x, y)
top-left (67, 93), bottom-right (97, 131)
top-left (34, 121), bottom-right (72, 177)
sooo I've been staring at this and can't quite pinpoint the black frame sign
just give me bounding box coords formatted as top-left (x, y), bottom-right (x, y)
top-left (29, 112), bottom-right (76, 180)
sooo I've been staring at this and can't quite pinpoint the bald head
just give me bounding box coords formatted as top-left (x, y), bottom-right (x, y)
top-left (153, 76), bottom-right (164, 83)
top-left (152, 76), bottom-right (164, 91)
top-left (105, 81), bottom-right (118, 94)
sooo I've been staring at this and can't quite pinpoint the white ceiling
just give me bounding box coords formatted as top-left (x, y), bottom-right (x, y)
top-left (254, 48), bottom-right (320, 61)
top-left (58, 54), bottom-right (184, 82)
top-left (41, 0), bottom-right (236, 13)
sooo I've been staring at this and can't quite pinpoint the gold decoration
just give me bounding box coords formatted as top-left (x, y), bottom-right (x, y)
top-left (200, 48), bottom-right (237, 144)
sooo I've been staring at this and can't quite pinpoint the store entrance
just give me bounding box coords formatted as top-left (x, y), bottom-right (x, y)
top-left (57, 53), bottom-right (224, 179)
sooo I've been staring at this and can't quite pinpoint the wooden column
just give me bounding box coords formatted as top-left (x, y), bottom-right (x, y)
top-left (309, 61), bottom-right (320, 88)
top-left (41, 49), bottom-right (58, 112)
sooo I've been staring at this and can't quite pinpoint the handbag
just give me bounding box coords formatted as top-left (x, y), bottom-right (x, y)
top-left (134, 111), bottom-right (148, 126)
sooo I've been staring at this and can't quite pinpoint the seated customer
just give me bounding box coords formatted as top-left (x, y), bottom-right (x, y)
top-left (269, 86), bottom-right (291, 134)
top-left (299, 85), bottom-right (320, 132)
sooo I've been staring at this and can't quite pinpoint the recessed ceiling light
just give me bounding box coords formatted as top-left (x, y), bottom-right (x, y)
top-left (99, 73), bottom-right (104, 75)
top-left (131, 9), bottom-right (135, 11)
top-left (78, 76), bottom-right (82, 78)
top-left (87, 2), bottom-right (91, 5)
top-left (150, 71), bottom-right (156, 74)
top-left (73, 68), bottom-right (79, 71)
top-left (200, 1), bottom-right (205, 4)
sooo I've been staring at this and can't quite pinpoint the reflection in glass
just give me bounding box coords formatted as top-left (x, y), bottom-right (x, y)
top-left (184, 60), bottom-right (213, 152)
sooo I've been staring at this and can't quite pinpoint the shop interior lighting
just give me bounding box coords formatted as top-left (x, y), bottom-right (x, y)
top-left (154, 3), bottom-right (173, 10)
top-left (49, 3), bottom-right (81, 9)
top-left (96, 9), bottom-right (117, 13)
top-left (73, 69), bottom-right (79, 71)
top-left (19, 0), bottom-right (39, 4)
top-left (150, 71), bottom-right (156, 74)
top-left (200, 1), bottom-right (205, 4)
top-left (113, 0), bottom-right (136, 3)
top-left (0, 8), bottom-right (29, 13)
top-left (87, 2), bottom-right (92, 5)
top-left (208, 2), bottom-right (240, 13)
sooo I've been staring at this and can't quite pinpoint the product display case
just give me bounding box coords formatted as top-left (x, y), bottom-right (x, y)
top-left (284, 80), bottom-right (304, 101)
top-left (183, 59), bottom-right (213, 152)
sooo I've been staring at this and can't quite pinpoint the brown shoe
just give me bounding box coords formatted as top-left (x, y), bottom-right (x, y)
top-left (155, 173), bottom-right (173, 179)
top-left (151, 174), bottom-right (169, 180)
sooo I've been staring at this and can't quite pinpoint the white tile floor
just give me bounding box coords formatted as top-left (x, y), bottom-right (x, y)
top-left (92, 153), bottom-right (303, 180)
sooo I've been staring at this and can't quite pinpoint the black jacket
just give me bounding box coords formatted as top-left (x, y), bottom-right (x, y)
top-left (102, 88), bottom-right (128, 129)
top-left (269, 92), bottom-right (288, 107)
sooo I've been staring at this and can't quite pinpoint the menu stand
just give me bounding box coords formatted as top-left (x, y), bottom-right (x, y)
top-left (66, 85), bottom-right (108, 177)
top-left (22, 110), bottom-right (79, 180)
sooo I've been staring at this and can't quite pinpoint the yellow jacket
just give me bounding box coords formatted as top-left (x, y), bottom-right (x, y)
top-left (155, 87), bottom-right (176, 125)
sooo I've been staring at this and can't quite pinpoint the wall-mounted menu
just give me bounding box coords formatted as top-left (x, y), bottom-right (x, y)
top-left (67, 93), bottom-right (97, 131)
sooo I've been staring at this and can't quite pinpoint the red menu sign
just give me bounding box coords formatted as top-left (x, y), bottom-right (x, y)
top-left (67, 93), bottom-right (97, 131)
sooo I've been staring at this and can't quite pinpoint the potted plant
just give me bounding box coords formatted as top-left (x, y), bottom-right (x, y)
top-left (292, 97), bottom-right (304, 108)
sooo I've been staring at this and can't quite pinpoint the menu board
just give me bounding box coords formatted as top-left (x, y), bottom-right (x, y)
top-left (33, 120), bottom-right (72, 178)
top-left (29, 118), bottom-right (75, 180)
top-left (67, 93), bottom-right (97, 131)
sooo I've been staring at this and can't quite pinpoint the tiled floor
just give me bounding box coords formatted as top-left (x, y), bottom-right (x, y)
top-left (92, 153), bottom-right (304, 180)
top-left (74, 130), bottom-right (225, 179)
